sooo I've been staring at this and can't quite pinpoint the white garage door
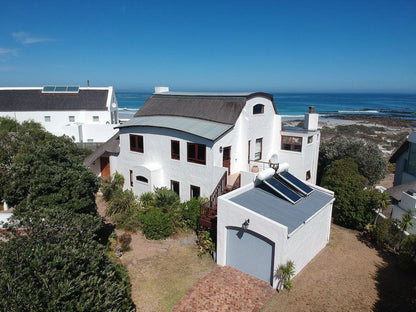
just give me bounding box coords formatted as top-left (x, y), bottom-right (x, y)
top-left (226, 227), bottom-right (274, 284)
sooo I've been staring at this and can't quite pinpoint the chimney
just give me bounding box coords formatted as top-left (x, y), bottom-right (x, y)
top-left (87, 80), bottom-right (90, 87)
top-left (155, 86), bottom-right (169, 93)
top-left (304, 106), bottom-right (318, 131)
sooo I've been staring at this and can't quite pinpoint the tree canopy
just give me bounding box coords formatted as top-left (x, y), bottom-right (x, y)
top-left (319, 136), bottom-right (387, 185)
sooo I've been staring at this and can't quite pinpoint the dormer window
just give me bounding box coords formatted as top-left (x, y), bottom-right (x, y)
top-left (253, 104), bottom-right (264, 115)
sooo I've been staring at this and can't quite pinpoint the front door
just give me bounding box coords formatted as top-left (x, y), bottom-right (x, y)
top-left (223, 146), bottom-right (231, 174)
top-left (100, 156), bottom-right (110, 179)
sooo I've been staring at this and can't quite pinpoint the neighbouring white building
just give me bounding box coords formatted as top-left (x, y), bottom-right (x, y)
top-left (100, 87), bottom-right (320, 201)
top-left (217, 168), bottom-right (334, 287)
top-left (0, 85), bottom-right (119, 144)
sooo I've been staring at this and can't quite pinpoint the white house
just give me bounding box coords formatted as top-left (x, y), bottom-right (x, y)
top-left (109, 87), bottom-right (320, 203)
top-left (217, 167), bottom-right (335, 288)
top-left (0, 85), bottom-right (119, 144)
top-left (389, 132), bottom-right (416, 187)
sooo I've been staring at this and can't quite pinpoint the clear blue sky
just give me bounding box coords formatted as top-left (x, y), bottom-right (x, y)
top-left (1, 0), bottom-right (415, 93)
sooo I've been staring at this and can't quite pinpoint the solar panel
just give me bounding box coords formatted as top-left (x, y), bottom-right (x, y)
top-left (278, 171), bottom-right (314, 196)
top-left (55, 86), bottom-right (67, 92)
top-left (42, 85), bottom-right (80, 93)
top-left (264, 177), bottom-right (302, 204)
top-left (43, 86), bottom-right (55, 92)
top-left (67, 86), bottom-right (79, 92)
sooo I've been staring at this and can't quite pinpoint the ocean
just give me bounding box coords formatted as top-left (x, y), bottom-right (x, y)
top-left (116, 92), bottom-right (416, 122)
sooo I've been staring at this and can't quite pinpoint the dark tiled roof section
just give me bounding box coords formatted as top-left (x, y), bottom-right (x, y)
top-left (0, 89), bottom-right (109, 111)
top-left (134, 92), bottom-right (276, 125)
top-left (386, 180), bottom-right (416, 201)
top-left (390, 141), bottom-right (409, 163)
top-left (84, 133), bottom-right (119, 167)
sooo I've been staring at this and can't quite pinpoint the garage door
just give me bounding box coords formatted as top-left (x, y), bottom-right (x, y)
top-left (226, 227), bottom-right (274, 284)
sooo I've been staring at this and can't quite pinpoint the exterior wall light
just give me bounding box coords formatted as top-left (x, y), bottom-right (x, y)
top-left (242, 219), bottom-right (250, 230)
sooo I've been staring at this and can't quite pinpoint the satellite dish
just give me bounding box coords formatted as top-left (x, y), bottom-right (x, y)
top-left (269, 154), bottom-right (279, 171)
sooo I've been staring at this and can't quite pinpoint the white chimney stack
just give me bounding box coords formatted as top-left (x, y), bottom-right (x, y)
top-left (155, 86), bottom-right (170, 93)
top-left (304, 106), bottom-right (319, 131)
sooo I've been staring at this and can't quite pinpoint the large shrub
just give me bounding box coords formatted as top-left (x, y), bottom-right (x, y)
top-left (139, 208), bottom-right (173, 239)
top-left (319, 136), bottom-right (387, 185)
top-left (101, 172), bottom-right (124, 201)
top-left (321, 158), bottom-right (375, 230)
top-left (107, 189), bottom-right (139, 216)
top-left (0, 210), bottom-right (134, 311)
top-left (181, 198), bottom-right (204, 231)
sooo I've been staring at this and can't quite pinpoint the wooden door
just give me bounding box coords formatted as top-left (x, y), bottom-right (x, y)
top-left (223, 146), bottom-right (231, 174)
top-left (100, 156), bottom-right (110, 179)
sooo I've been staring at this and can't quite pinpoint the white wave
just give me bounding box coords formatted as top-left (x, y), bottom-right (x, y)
top-left (338, 110), bottom-right (379, 114)
top-left (280, 114), bottom-right (304, 118)
top-left (118, 107), bottom-right (140, 111)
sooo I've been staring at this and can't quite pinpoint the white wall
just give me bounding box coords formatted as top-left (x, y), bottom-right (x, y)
top-left (116, 127), bottom-right (227, 201)
top-left (217, 183), bottom-right (288, 289)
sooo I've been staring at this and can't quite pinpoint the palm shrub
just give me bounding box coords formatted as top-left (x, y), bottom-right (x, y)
top-left (276, 260), bottom-right (296, 291)
top-left (101, 172), bottom-right (124, 201)
top-left (139, 192), bottom-right (154, 207)
top-left (181, 197), bottom-right (206, 231)
top-left (106, 189), bottom-right (139, 216)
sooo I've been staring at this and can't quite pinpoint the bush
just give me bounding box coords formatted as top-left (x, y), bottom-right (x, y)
top-left (276, 260), bottom-right (295, 291)
top-left (119, 233), bottom-right (132, 252)
top-left (107, 189), bottom-right (139, 216)
top-left (197, 230), bottom-right (215, 256)
top-left (154, 187), bottom-right (179, 211)
top-left (101, 172), bottom-right (124, 201)
top-left (321, 158), bottom-right (374, 230)
top-left (370, 217), bottom-right (401, 249)
top-left (181, 198), bottom-right (204, 231)
top-left (139, 208), bottom-right (173, 239)
top-left (139, 192), bottom-right (154, 207)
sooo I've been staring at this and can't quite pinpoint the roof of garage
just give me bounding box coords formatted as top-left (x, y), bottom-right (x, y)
top-left (230, 186), bottom-right (333, 234)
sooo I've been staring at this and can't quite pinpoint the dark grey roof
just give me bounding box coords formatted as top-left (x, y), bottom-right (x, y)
top-left (84, 133), bottom-right (119, 167)
top-left (134, 92), bottom-right (276, 125)
top-left (117, 116), bottom-right (233, 141)
top-left (230, 185), bottom-right (334, 234)
top-left (386, 180), bottom-right (416, 201)
top-left (0, 89), bottom-right (109, 111)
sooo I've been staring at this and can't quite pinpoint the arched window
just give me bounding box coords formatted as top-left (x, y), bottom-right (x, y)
top-left (253, 104), bottom-right (264, 114)
top-left (136, 176), bottom-right (148, 183)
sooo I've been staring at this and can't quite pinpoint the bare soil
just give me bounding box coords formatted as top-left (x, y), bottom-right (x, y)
top-left (261, 224), bottom-right (416, 312)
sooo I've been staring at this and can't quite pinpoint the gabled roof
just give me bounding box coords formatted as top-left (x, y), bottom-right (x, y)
top-left (84, 133), bottom-right (120, 167)
top-left (117, 116), bottom-right (233, 141)
top-left (390, 141), bottom-right (409, 163)
top-left (0, 88), bottom-right (110, 111)
top-left (134, 92), bottom-right (276, 125)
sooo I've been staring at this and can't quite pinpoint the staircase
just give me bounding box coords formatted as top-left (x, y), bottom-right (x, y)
top-left (199, 172), bottom-right (241, 231)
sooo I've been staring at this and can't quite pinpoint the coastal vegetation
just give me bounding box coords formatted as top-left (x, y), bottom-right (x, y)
top-left (0, 118), bottom-right (134, 311)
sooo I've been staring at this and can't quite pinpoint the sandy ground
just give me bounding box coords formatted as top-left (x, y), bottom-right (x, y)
top-left (261, 224), bottom-right (415, 312)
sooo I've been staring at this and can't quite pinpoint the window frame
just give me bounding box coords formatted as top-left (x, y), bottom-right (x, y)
top-left (69, 115), bottom-right (75, 122)
top-left (281, 135), bottom-right (303, 152)
top-left (129, 170), bottom-right (133, 187)
top-left (93, 116), bottom-right (99, 122)
top-left (254, 138), bottom-right (263, 160)
top-left (171, 180), bottom-right (180, 196)
top-left (253, 104), bottom-right (265, 115)
top-left (130, 134), bottom-right (144, 153)
top-left (306, 170), bottom-right (311, 181)
top-left (44, 116), bottom-right (51, 122)
top-left (187, 142), bottom-right (206, 165)
top-left (136, 175), bottom-right (148, 183)
top-left (190, 185), bottom-right (200, 199)
top-left (171, 140), bottom-right (180, 160)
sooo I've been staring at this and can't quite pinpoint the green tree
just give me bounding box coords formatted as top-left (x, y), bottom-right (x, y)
top-left (319, 137), bottom-right (387, 185)
top-left (3, 136), bottom-right (99, 217)
top-left (0, 209), bottom-right (134, 311)
top-left (321, 158), bottom-right (375, 230)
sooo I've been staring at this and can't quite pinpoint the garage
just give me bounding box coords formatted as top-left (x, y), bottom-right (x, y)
top-left (226, 227), bottom-right (274, 284)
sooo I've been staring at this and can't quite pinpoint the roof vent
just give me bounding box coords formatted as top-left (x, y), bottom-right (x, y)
top-left (155, 86), bottom-right (169, 93)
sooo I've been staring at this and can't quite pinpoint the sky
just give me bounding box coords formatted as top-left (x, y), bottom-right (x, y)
top-left (0, 0), bottom-right (415, 93)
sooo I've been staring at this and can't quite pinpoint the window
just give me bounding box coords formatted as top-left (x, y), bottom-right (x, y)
top-left (308, 136), bottom-right (313, 144)
top-left (69, 116), bottom-right (75, 122)
top-left (190, 185), bottom-right (200, 199)
top-left (171, 140), bottom-right (180, 160)
top-left (136, 176), bottom-right (148, 183)
top-left (87, 139), bottom-right (94, 143)
top-left (253, 104), bottom-right (264, 114)
top-left (44, 116), bottom-right (51, 122)
top-left (306, 170), bottom-right (311, 181)
top-left (93, 116), bottom-right (99, 122)
top-left (187, 143), bottom-right (206, 165)
top-left (255, 138), bottom-right (262, 160)
top-left (129, 170), bottom-right (133, 187)
top-left (130, 134), bottom-right (144, 153)
top-left (171, 180), bottom-right (180, 196)
top-left (248, 140), bottom-right (251, 164)
top-left (281, 136), bottom-right (302, 152)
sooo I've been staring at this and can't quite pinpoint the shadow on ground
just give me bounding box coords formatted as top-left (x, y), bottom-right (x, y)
top-left (372, 249), bottom-right (416, 311)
